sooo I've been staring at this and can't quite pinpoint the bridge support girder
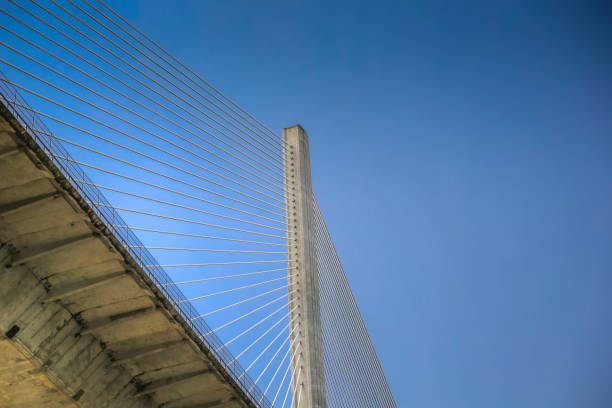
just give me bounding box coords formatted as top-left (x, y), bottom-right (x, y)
top-left (135, 369), bottom-right (213, 397)
top-left (43, 271), bottom-right (126, 303)
top-left (111, 339), bottom-right (185, 366)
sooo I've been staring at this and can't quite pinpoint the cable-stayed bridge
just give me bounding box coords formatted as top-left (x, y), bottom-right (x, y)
top-left (0, 1), bottom-right (397, 407)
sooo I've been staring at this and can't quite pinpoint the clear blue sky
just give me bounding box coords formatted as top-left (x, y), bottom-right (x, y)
top-left (106, 1), bottom-right (612, 406)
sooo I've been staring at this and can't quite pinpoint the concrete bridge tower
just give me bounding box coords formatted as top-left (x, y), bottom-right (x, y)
top-left (283, 125), bottom-right (327, 408)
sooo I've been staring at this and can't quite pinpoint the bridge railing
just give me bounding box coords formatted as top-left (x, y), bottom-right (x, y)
top-left (0, 72), bottom-right (273, 408)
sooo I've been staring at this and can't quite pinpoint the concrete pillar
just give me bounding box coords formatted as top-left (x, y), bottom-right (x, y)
top-left (283, 125), bottom-right (327, 408)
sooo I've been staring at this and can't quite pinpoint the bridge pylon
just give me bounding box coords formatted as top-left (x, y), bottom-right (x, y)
top-left (283, 125), bottom-right (327, 408)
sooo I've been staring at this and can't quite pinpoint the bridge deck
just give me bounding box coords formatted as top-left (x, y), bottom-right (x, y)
top-left (0, 106), bottom-right (251, 407)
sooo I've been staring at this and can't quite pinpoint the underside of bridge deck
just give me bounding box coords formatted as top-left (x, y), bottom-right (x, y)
top-left (0, 106), bottom-right (253, 407)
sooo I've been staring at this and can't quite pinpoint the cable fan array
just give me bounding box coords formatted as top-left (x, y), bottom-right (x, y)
top-left (0, 0), bottom-right (298, 406)
top-left (314, 198), bottom-right (398, 408)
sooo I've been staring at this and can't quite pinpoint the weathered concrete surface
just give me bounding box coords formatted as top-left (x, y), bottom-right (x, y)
top-left (0, 337), bottom-right (79, 407)
top-left (283, 125), bottom-right (327, 408)
top-left (0, 105), bottom-right (254, 408)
